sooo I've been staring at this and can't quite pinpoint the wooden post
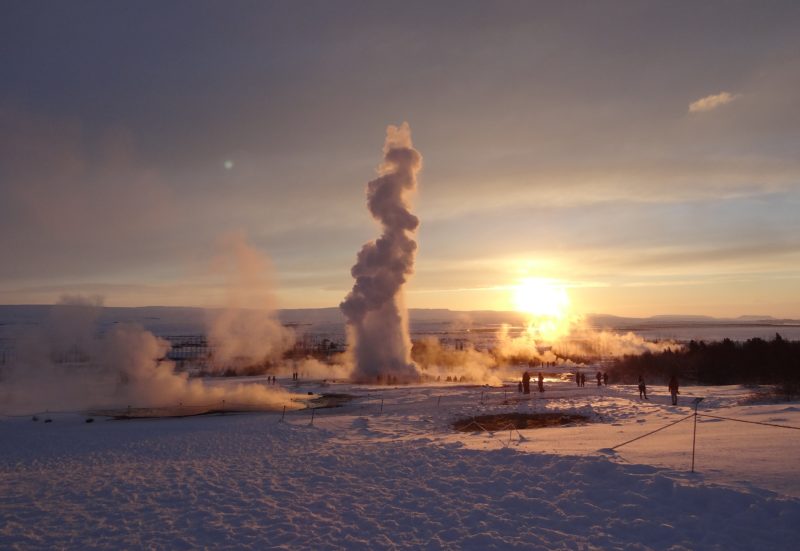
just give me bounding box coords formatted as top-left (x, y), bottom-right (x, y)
top-left (310, 407), bottom-right (316, 426)
top-left (691, 397), bottom-right (704, 473)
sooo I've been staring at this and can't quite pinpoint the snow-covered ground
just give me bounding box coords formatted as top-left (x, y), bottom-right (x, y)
top-left (2, 380), bottom-right (799, 549)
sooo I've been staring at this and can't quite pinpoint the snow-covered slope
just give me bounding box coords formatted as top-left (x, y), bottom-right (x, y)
top-left (1, 381), bottom-right (799, 549)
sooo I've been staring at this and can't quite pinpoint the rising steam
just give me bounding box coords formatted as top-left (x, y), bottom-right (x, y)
top-left (409, 315), bottom-right (680, 387)
top-left (0, 295), bottom-right (300, 415)
top-left (207, 231), bottom-right (294, 373)
top-left (340, 123), bottom-right (422, 384)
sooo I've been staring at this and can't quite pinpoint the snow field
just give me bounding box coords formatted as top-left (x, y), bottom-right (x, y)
top-left (1, 381), bottom-right (799, 550)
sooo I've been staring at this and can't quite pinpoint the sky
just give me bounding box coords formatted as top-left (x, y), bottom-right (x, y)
top-left (1, 0), bottom-right (799, 318)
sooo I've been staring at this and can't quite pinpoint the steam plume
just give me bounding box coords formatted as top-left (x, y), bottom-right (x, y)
top-left (207, 232), bottom-right (294, 373)
top-left (340, 123), bottom-right (422, 384)
top-left (0, 294), bottom-right (299, 415)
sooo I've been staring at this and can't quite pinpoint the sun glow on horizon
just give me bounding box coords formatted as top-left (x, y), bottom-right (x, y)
top-left (513, 278), bottom-right (571, 319)
top-left (512, 278), bottom-right (575, 342)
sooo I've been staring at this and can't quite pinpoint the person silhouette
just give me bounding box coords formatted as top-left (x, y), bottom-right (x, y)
top-left (668, 375), bottom-right (680, 405)
top-left (522, 371), bottom-right (531, 394)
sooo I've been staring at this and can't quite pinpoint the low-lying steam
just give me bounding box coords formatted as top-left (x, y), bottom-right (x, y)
top-left (340, 123), bottom-right (422, 384)
top-left (0, 295), bottom-right (299, 415)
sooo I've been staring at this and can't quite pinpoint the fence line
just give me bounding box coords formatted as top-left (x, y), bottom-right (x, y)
top-left (609, 413), bottom-right (695, 451)
top-left (697, 413), bottom-right (800, 431)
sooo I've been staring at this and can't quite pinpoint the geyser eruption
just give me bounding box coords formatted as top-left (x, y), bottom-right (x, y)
top-left (340, 123), bottom-right (422, 384)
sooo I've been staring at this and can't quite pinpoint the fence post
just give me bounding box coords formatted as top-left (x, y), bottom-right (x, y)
top-left (691, 397), bottom-right (704, 473)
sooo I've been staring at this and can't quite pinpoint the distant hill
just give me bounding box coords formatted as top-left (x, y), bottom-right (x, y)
top-left (648, 314), bottom-right (718, 322)
top-left (1, 305), bottom-right (797, 339)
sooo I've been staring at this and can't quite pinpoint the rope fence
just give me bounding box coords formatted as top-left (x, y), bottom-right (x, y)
top-left (609, 413), bottom-right (695, 451)
top-left (696, 413), bottom-right (800, 431)
top-left (605, 396), bottom-right (800, 472)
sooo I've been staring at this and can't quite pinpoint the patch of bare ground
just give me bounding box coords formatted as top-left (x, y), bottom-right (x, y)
top-left (453, 412), bottom-right (589, 432)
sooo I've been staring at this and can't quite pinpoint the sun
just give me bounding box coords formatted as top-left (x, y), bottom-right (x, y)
top-left (512, 278), bottom-right (571, 319)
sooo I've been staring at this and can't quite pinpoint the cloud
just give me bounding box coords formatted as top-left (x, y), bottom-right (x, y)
top-left (689, 91), bottom-right (740, 113)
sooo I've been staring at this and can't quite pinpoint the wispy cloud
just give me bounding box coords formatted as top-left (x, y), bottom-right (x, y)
top-left (689, 91), bottom-right (740, 113)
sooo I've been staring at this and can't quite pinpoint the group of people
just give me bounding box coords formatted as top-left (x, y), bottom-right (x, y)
top-left (518, 371), bottom-right (545, 394)
top-left (638, 375), bottom-right (681, 405)
top-left (574, 371), bottom-right (608, 387)
top-left (515, 369), bottom-right (682, 406)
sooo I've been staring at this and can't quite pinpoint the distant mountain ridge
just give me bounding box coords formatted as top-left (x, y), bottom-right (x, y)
top-left (1, 304), bottom-right (798, 335)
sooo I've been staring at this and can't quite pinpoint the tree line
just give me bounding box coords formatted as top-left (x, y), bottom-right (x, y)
top-left (610, 334), bottom-right (800, 396)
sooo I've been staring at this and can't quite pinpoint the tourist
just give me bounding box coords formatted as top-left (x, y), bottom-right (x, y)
top-left (522, 371), bottom-right (531, 394)
top-left (638, 375), bottom-right (648, 400)
top-left (537, 372), bottom-right (544, 393)
top-left (575, 371), bottom-right (580, 387)
top-left (668, 375), bottom-right (680, 405)
top-left (596, 372), bottom-right (602, 387)
top-left (603, 372), bottom-right (609, 386)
